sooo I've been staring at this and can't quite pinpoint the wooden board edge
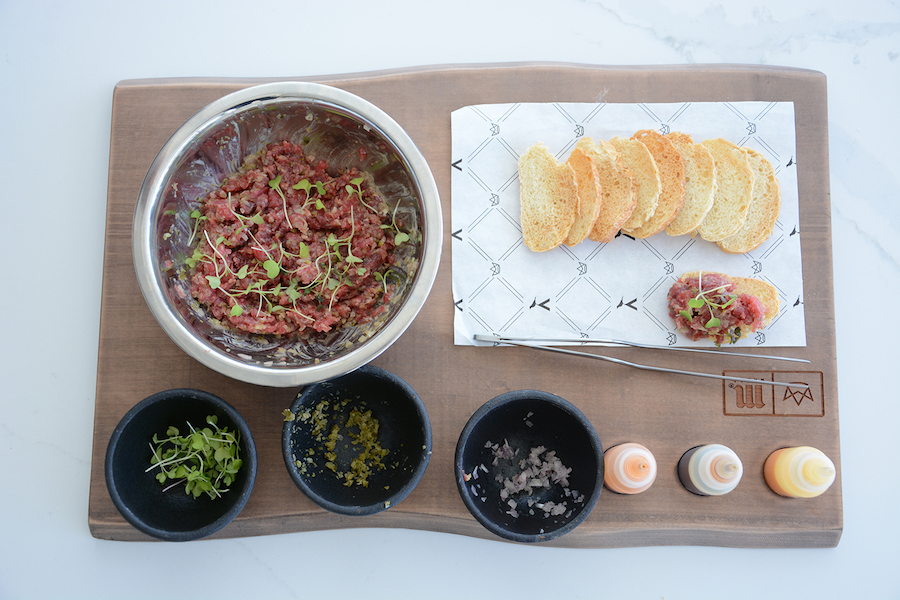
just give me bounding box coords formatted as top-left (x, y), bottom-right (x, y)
top-left (90, 64), bottom-right (839, 547)
top-left (111, 62), bottom-right (827, 92)
top-left (89, 512), bottom-right (841, 549)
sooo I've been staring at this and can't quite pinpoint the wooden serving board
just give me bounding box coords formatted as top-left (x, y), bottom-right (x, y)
top-left (88, 63), bottom-right (841, 547)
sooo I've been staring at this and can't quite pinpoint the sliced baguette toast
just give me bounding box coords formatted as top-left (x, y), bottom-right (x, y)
top-left (573, 137), bottom-right (637, 243)
top-left (625, 130), bottom-right (685, 238)
top-left (564, 146), bottom-right (603, 246)
top-left (664, 132), bottom-right (716, 236)
top-left (517, 142), bottom-right (578, 252)
top-left (732, 276), bottom-right (780, 326)
top-left (697, 138), bottom-right (754, 241)
top-left (717, 148), bottom-right (781, 254)
top-left (679, 270), bottom-right (779, 331)
top-left (610, 136), bottom-right (660, 233)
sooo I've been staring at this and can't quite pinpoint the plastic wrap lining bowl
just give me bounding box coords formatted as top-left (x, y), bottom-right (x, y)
top-left (133, 82), bottom-right (442, 387)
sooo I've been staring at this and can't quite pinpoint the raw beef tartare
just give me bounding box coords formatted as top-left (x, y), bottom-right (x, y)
top-left (186, 141), bottom-right (405, 336)
top-left (667, 272), bottom-right (767, 345)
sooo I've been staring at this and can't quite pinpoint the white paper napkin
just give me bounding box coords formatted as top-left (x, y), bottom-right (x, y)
top-left (450, 101), bottom-right (805, 348)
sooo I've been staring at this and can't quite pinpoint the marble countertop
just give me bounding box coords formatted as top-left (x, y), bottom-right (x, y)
top-left (2, 1), bottom-right (897, 598)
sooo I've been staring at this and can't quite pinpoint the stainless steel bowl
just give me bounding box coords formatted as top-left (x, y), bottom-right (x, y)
top-left (133, 82), bottom-right (441, 387)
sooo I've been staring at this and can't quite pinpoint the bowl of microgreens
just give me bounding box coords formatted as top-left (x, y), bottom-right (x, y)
top-left (105, 388), bottom-right (257, 541)
top-left (282, 365), bottom-right (432, 516)
top-left (133, 82), bottom-right (442, 387)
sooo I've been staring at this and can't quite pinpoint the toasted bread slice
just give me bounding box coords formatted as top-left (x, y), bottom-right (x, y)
top-left (573, 137), bottom-right (636, 243)
top-left (665, 132), bottom-right (716, 236)
top-left (518, 142), bottom-right (578, 252)
top-left (610, 136), bottom-right (660, 233)
top-left (717, 148), bottom-right (781, 253)
top-left (564, 146), bottom-right (603, 246)
top-left (626, 130), bottom-right (685, 238)
top-left (697, 139), bottom-right (754, 241)
top-left (732, 276), bottom-right (780, 326)
top-left (678, 271), bottom-right (779, 339)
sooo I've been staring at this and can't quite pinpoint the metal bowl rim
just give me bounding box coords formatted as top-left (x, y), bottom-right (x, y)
top-left (132, 81), bottom-right (442, 387)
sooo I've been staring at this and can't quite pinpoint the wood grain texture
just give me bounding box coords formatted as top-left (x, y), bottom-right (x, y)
top-left (88, 63), bottom-right (840, 547)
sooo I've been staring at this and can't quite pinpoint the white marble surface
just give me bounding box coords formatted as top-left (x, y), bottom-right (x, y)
top-left (2, 1), bottom-right (898, 598)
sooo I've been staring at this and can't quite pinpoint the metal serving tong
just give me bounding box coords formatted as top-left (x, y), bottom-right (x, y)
top-left (474, 334), bottom-right (810, 389)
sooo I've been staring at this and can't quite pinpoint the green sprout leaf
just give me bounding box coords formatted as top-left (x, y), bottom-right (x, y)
top-left (269, 174), bottom-right (294, 229)
top-left (230, 305), bottom-right (243, 317)
top-left (147, 416), bottom-right (243, 501)
top-left (264, 260), bottom-right (280, 279)
top-left (285, 283), bottom-right (302, 302)
top-left (188, 210), bottom-right (208, 245)
top-left (394, 232), bottom-right (410, 245)
top-left (680, 273), bottom-right (740, 339)
top-left (268, 174), bottom-right (283, 194)
top-left (205, 275), bottom-right (221, 289)
top-left (184, 248), bottom-right (204, 269)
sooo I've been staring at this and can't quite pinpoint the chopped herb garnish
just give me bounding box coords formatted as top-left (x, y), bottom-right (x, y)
top-left (147, 415), bottom-right (243, 500)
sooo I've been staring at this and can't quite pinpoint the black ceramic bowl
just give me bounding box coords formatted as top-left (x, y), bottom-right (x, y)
top-left (282, 365), bottom-right (431, 516)
top-left (455, 390), bottom-right (604, 543)
top-left (105, 389), bottom-right (257, 541)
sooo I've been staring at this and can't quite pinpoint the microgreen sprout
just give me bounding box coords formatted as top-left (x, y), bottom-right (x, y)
top-left (388, 200), bottom-right (410, 245)
top-left (146, 415), bottom-right (243, 500)
top-left (293, 179), bottom-right (311, 195)
top-left (293, 178), bottom-right (328, 210)
top-left (269, 175), bottom-right (294, 228)
top-left (345, 176), bottom-right (381, 213)
top-left (678, 272), bottom-right (737, 330)
top-left (374, 269), bottom-right (404, 298)
top-left (188, 209), bottom-right (207, 245)
top-left (226, 193), bottom-right (264, 239)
